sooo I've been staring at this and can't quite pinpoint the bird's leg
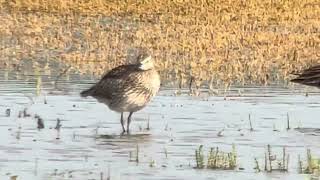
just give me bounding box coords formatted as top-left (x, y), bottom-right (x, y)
top-left (120, 112), bottom-right (125, 133)
top-left (127, 112), bottom-right (134, 134)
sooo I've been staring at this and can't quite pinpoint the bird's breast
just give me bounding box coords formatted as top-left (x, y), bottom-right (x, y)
top-left (145, 69), bottom-right (160, 95)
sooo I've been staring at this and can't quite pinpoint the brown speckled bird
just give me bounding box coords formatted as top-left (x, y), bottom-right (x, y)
top-left (80, 53), bottom-right (160, 133)
top-left (291, 65), bottom-right (320, 88)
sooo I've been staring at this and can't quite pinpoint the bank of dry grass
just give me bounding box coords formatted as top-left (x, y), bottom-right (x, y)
top-left (0, 0), bottom-right (319, 88)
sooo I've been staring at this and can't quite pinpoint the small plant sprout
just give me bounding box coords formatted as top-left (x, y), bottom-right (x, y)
top-left (264, 153), bottom-right (268, 171)
top-left (195, 145), bottom-right (204, 169)
top-left (164, 147), bottom-right (168, 159)
top-left (16, 126), bottom-right (21, 140)
top-left (55, 118), bottom-right (62, 139)
top-left (5, 108), bottom-right (11, 117)
top-left (267, 144), bottom-right (273, 172)
top-left (55, 118), bottom-right (62, 130)
top-left (23, 108), bottom-right (31, 117)
top-left (286, 113), bottom-right (290, 130)
top-left (136, 144), bottom-right (139, 163)
top-left (298, 155), bottom-right (303, 174)
top-left (146, 115), bottom-right (150, 130)
top-left (149, 159), bottom-right (155, 167)
top-left (36, 115), bottom-right (45, 130)
top-left (44, 95), bottom-right (47, 104)
top-left (254, 158), bottom-right (261, 172)
top-left (264, 145), bottom-right (289, 172)
top-left (249, 114), bottom-right (253, 131)
top-left (129, 151), bottom-right (133, 162)
top-left (72, 131), bottom-right (77, 141)
top-left (299, 149), bottom-right (320, 175)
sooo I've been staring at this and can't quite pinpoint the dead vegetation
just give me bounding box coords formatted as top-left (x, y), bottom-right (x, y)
top-left (0, 0), bottom-right (319, 88)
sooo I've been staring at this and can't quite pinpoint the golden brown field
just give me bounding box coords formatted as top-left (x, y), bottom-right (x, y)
top-left (0, 0), bottom-right (319, 88)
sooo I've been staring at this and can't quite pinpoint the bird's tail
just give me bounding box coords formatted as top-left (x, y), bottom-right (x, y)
top-left (290, 65), bottom-right (320, 87)
top-left (80, 86), bottom-right (95, 97)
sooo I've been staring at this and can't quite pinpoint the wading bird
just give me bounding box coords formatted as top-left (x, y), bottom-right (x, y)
top-left (291, 65), bottom-right (320, 88)
top-left (80, 53), bottom-right (160, 133)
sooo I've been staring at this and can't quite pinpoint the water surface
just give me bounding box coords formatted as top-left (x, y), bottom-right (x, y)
top-left (0, 67), bottom-right (319, 180)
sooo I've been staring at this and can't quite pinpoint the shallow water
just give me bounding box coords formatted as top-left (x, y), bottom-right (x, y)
top-left (0, 67), bottom-right (320, 180)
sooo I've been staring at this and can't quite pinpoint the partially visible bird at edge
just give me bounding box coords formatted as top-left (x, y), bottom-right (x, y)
top-left (80, 53), bottom-right (161, 134)
top-left (291, 65), bottom-right (320, 88)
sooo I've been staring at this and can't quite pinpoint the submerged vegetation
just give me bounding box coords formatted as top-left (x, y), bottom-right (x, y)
top-left (195, 144), bottom-right (237, 170)
top-left (0, 0), bottom-right (319, 88)
top-left (195, 144), bottom-right (319, 177)
top-left (299, 149), bottom-right (320, 176)
top-left (264, 145), bottom-right (289, 172)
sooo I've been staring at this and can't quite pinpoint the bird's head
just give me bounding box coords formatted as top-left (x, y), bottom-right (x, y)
top-left (137, 54), bottom-right (154, 70)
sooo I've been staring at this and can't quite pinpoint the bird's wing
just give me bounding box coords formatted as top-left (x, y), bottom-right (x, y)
top-left (291, 65), bottom-right (320, 87)
top-left (89, 65), bottom-right (142, 98)
top-left (101, 64), bottom-right (140, 80)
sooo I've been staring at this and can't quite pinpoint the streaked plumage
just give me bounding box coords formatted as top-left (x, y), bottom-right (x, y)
top-left (81, 53), bottom-right (160, 133)
top-left (291, 65), bottom-right (320, 88)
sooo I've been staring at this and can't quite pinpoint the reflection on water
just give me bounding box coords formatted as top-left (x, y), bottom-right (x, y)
top-left (0, 64), bottom-right (319, 180)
